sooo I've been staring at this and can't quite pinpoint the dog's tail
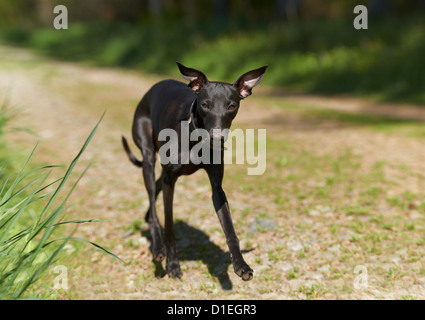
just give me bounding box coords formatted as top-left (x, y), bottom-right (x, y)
top-left (121, 136), bottom-right (143, 168)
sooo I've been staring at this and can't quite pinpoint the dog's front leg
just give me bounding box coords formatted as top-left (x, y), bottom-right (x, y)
top-left (206, 165), bottom-right (253, 281)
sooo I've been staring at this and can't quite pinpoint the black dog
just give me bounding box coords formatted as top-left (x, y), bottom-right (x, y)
top-left (122, 62), bottom-right (267, 281)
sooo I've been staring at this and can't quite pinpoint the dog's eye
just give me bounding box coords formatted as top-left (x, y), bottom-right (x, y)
top-left (228, 104), bottom-right (237, 111)
top-left (201, 103), bottom-right (209, 110)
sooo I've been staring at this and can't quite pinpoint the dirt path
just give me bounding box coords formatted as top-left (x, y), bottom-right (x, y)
top-left (2, 45), bottom-right (425, 300)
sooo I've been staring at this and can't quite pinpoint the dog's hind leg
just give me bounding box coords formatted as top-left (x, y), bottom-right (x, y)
top-left (144, 169), bottom-right (164, 223)
top-left (135, 116), bottom-right (166, 262)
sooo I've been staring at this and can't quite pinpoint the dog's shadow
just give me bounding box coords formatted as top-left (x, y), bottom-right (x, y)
top-left (142, 221), bottom-right (253, 290)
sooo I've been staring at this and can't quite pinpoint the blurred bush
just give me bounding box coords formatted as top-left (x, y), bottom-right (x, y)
top-left (0, 0), bottom-right (424, 104)
top-left (2, 0), bottom-right (424, 26)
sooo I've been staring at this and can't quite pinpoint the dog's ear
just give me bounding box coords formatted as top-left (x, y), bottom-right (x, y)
top-left (234, 66), bottom-right (268, 99)
top-left (176, 62), bottom-right (209, 92)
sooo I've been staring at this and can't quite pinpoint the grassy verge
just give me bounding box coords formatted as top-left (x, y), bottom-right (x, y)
top-left (0, 99), bottom-right (121, 299)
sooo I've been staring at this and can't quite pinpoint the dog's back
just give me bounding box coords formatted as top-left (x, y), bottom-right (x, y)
top-left (133, 80), bottom-right (196, 149)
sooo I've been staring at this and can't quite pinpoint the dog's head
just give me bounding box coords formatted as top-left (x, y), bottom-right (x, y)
top-left (177, 62), bottom-right (267, 143)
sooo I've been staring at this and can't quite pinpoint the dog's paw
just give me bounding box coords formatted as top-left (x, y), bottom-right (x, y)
top-left (234, 263), bottom-right (254, 281)
top-left (153, 247), bottom-right (166, 262)
top-left (166, 262), bottom-right (183, 279)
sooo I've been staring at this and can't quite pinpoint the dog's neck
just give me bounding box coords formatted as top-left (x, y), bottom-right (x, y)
top-left (188, 98), bottom-right (204, 132)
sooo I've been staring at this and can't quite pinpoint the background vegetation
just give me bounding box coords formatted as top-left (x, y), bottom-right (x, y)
top-left (0, 0), bottom-right (424, 104)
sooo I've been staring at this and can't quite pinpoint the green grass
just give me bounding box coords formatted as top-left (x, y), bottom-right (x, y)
top-left (0, 103), bottom-right (122, 299)
top-left (1, 15), bottom-right (424, 104)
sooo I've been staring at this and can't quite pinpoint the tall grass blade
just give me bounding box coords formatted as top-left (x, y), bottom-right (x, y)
top-left (0, 113), bottom-right (121, 299)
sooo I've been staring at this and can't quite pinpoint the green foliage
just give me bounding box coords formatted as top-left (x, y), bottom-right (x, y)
top-left (0, 0), bottom-right (36, 26)
top-left (1, 13), bottom-right (424, 104)
top-left (0, 106), bottom-right (121, 299)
